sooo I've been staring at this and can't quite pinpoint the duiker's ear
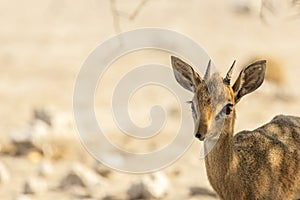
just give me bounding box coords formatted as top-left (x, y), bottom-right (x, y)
top-left (171, 56), bottom-right (201, 92)
top-left (232, 60), bottom-right (266, 103)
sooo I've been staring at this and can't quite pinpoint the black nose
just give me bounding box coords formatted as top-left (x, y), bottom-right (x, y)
top-left (195, 133), bottom-right (201, 139)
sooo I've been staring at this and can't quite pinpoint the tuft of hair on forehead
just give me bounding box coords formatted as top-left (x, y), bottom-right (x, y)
top-left (198, 72), bottom-right (226, 108)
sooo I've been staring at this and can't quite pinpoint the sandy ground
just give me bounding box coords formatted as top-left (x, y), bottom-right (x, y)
top-left (1, 0), bottom-right (300, 199)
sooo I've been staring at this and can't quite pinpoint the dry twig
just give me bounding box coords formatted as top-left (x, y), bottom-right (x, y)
top-left (110, 0), bottom-right (150, 33)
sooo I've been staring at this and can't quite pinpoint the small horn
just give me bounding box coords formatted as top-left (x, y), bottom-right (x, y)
top-left (204, 60), bottom-right (211, 80)
top-left (223, 60), bottom-right (236, 85)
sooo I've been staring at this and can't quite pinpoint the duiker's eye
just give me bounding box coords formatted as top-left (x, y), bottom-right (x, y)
top-left (224, 103), bottom-right (233, 115)
top-left (215, 103), bottom-right (233, 121)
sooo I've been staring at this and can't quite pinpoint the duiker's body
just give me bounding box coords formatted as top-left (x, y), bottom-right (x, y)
top-left (171, 56), bottom-right (300, 200)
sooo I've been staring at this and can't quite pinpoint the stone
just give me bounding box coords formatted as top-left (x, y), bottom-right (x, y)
top-left (93, 162), bottom-right (111, 178)
top-left (59, 163), bottom-right (104, 190)
top-left (37, 160), bottom-right (54, 177)
top-left (72, 163), bottom-right (103, 187)
top-left (127, 172), bottom-right (169, 199)
top-left (23, 176), bottom-right (48, 194)
top-left (33, 108), bottom-right (52, 126)
top-left (0, 161), bottom-right (10, 183)
top-left (59, 172), bottom-right (85, 189)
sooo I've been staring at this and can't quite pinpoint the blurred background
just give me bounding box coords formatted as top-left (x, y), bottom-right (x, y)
top-left (1, 0), bottom-right (300, 199)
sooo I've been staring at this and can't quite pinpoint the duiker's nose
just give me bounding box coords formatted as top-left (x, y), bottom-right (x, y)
top-left (195, 133), bottom-right (202, 139)
top-left (195, 120), bottom-right (208, 141)
top-left (195, 132), bottom-right (206, 141)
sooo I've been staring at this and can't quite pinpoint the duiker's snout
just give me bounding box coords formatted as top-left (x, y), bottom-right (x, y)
top-left (195, 117), bottom-right (210, 141)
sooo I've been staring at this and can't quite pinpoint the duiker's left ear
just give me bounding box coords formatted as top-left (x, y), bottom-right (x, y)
top-left (232, 60), bottom-right (266, 103)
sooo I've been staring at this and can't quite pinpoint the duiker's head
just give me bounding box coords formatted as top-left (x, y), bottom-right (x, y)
top-left (171, 56), bottom-right (266, 141)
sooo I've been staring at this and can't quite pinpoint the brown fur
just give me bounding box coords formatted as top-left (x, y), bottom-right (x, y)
top-left (206, 112), bottom-right (300, 200)
top-left (171, 56), bottom-right (300, 200)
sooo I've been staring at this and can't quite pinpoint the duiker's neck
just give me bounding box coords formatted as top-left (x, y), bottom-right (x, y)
top-left (204, 115), bottom-right (235, 191)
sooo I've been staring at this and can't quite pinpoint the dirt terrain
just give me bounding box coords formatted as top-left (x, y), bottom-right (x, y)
top-left (1, 0), bottom-right (300, 199)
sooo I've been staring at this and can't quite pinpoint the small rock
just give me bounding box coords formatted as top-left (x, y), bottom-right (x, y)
top-left (59, 163), bottom-right (103, 190)
top-left (59, 172), bottom-right (85, 189)
top-left (232, 0), bottom-right (251, 13)
top-left (33, 108), bottom-right (52, 126)
top-left (23, 176), bottom-right (48, 194)
top-left (10, 121), bottom-right (45, 157)
top-left (37, 160), bottom-right (54, 177)
top-left (94, 162), bottom-right (111, 178)
top-left (30, 119), bottom-right (51, 141)
top-left (72, 163), bottom-right (103, 187)
top-left (10, 129), bottom-right (38, 156)
top-left (127, 172), bottom-right (169, 199)
top-left (58, 163), bottom-right (106, 199)
top-left (127, 181), bottom-right (150, 200)
top-left (231, 0), bottom-right (260, 14)
top-left (64, 184), bottom-right (90, 198)
top-left (0, 161), bottom-right (10, 183)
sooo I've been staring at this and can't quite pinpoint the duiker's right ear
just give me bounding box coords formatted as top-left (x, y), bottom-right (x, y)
top-left (171, 56), bottom-right (201, 92)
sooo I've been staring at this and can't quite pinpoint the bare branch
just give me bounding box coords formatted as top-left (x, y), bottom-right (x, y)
top-left (110, 0), bottom-right (121, 33)
top-left (110, 0), bottom-right (150, 33)
top-left (127, 0), bottom-right (149, 20)
top-left (260, 0), bottom-right (300, 23)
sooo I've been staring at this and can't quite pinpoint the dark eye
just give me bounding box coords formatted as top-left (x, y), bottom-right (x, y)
top-left (215, 103), bottom-right (233, 121)
top-left (224, 103), bottom-right (233, 115)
